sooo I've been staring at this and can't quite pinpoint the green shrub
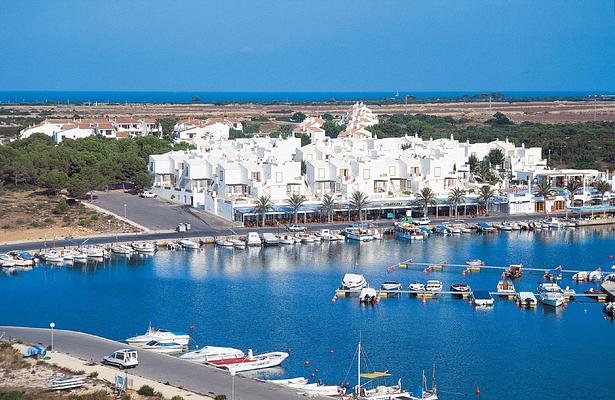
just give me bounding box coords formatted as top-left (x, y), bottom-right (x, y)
top-left (78, 219), bottom-right (87, 227)
top-left (171, 396), bottom-right (184, 400)
top-left (30, 221), bottom-right (41, 228)
top-left (214, 396), bottom-right (227, 400)
top-left (90, 214), bottom-right (99, 221)
top-left (0, 391), bottom-right (23, 400)
top-left (137, 385), bottom-right (156, 396)
top-left (88, 371), bottom-right (99, 378)
top-left (54, 198), bottom-right (69, 214)
top-left (15, 219), bottom-right (25, 225)
top-left (120, 394), bottom-right (132, 400)
top-left (1, 224), bottom-right (10, 229)
top-left (44, 217), bottom-right (54, 224)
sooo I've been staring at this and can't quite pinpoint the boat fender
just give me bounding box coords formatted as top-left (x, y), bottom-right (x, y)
top-left (311, 373), bottom-right (315, 378)
top-left (610, 255), bottom-right (613, 260)
top-left (422, 297), bottom-right (426, 304)
top-left (331, 296), bottom-right (337, 303)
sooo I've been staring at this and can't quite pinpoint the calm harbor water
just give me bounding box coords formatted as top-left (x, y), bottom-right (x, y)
top-left (1, 228), bottom-right (614, 399)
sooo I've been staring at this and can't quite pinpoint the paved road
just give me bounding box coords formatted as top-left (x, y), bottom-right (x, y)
top-left (92, 191), bottom-right (236, 231)
top-left (0, 326), bottom-right (311, 400)
top-left (0, 212), bottom-right (569, 253)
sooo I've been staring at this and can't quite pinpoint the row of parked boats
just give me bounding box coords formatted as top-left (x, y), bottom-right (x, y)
top-left (339, 271), bottom-right (613, 309)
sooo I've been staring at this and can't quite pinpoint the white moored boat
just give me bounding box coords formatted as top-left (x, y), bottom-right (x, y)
top-left (496, 280), bottom-right (516, 296)
top-left (267, 377), bottom-right (345, 397)
top-left (141, 340), bottom-right (184, 354)
top-left (43, 250), bottom-right (64, 263)
top-left (180, 346), bottom-right (245, 363)
top-left (572, 271), bottom-right (589, 282)
top-left (344, 227), bottom-right (373, 242)
top-left (246, 232), bottom-right (262, 247)
top-left (79, 245), bottom-right (105, 258)
top-left (425, 280), bottom-right (443, 293)
top-left (111, 244), bottom-right (133, 255)
top-left (216, 238), bottom-right (234, 247)
top-left (408, 282), bottom-right (426, 293)
top-left (179, 239), bottom-right (199, 249)
top-left (537, 283), bottom-right (565, 307)
top-left (126, 324), bottom-right (191, 347)
top-left (261, 232), bottom-right (280, 245)
top-left (278, 235), bottom-right (296, 245)
top-left (359, 287), bottom-right (378, 304)
top-left (340, 273), bottom-right (368, 291)
top-left (206, 349), bottom-right (289, 372)
top-left (131, 242), bottom-right (156, 254)
top-left (380, 281), bottom-right (402, 292)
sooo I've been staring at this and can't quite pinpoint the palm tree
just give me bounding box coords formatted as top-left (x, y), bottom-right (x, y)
top-left (286, 193), bottom-right (307, 224)
top-left (565, 179), bottom-right (581, 206)
top-left (448, 188), bottom-right (466, 218)
top-left (254, 195), bottom-right (273, 227)
top-left (478, 185), bottom-right (495, 216)
top-left (320, 194), bottom-right (336, 223)
top-left (415, 187), bottom-right (437, 217)
top-left (349, 191), bottom-right (370, 221)
top-left (594, 180), bottom-right (612, 216)
top-left (534, 181), bottom-right (554, 213)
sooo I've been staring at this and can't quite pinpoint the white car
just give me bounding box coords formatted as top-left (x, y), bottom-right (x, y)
top-left (415, 217), bottom-right (431, 225)
top-left (286, 224), bottom-right (307, 232)
top-left (140, 191), bottom-right (157, 198)
top-left (103, 349), bottom-right (138, 369)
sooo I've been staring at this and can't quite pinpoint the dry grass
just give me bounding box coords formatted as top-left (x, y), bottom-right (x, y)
top-left (0, 190), bottom-right (139, 242)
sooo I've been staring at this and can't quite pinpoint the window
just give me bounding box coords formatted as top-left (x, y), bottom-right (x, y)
top-left (251, 172), bottom-right (261, 182)
top-left (434, 167), bottom-right (441, 177)
top-left (528, 155), bottom-right (535, 164)
top-left (389, 166), bottom-right (396, 176)
top-left (363, 169), bottom-right (370, 180)
top-left (318, 168), bottom-right (325, 179)
top-left (276, 172), bottom-right (283, 183)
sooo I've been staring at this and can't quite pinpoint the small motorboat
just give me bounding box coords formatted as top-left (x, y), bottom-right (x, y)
top-left (572, 271), bottom-right (589, 282)
top-left (498, 222), bottom-right (514, 231)
top-left (231, 239), bottom-right (246, 249)
top-left (167, 242), bottom-right (182, 251)
top-left (466, 259), bottom-right (485, 267)
top-left (78, 245), bottom-right (105, 258)
top-left (432, 225), bottom-right (451, 235)
top-left (126, 324), bottom-right (191, 347)
top-left (584, 288), bottom-right (606, 300)
top-left (111, 244), bottom-right (133, 255)
top-left (546, 217), bottom-right (564, 229)
top-left (278, 235), bottom-right (296, 245)
top-left (344, 226), bottom-right (373, 242)
top-left (261, 232), bottom-right (280, 245)
top-left (516, 291), bottom-right (538, 307)
top-left (562, 286), bottom-right (576, 300)
top-left (216, 238), bottom-right (234, 247)
top-left (472, 290), bottom-right (494, 307)
top-left (180, 346), bottom-right (245, 363)
top-left (179, 239), bottom-right (199, 249)
top-left (477, 222), bottom-right (497, 232)
top-left (131, 242), bottom-right (156, 254)
top-left (408, 282), bottom-right (426, 293)
top-left (297, 233), bottom-right (317, 243)
top-left (141, 340), bottom-right (184, 354)
top-left (380, 281), bottom-right (402, 292)
top-left (268, 378), bottom-right (345, 397)
top-left (504, 264), bottom-right (523, 279)
top-left (43, 250), bottom-right (64, 263)
top-left (340, 273), bottom-right (368, 291)
top-left (603, 273), bottom-right (615, 282)
top-left (246, 232), bottom-right (262, 247)
top-left (589, 269), bottom-right (604, 282)
top-left (450, 283), bottom-right (471, 296)
top-left (497, 280), bottom-right (516, 296)
top-left (359, 287), bottom-right (379, 304)
top-left (206, 349), bottom-right (289, 372)
top-left (537, 283), bottom-right (565, 307)
top-left (425, 280), bottom-right (443, 293)
top-left (49, 375), bottom-right (86, 391)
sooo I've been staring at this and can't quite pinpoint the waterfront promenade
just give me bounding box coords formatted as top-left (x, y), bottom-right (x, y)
top-left (0, 326), bottom-right (309, 400)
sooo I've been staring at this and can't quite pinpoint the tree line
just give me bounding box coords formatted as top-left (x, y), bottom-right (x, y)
top-left (0, 133), bottom-right (191, 197)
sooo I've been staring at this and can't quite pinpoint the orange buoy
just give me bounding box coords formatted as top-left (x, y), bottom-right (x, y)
top-left (475, 386), bottom-right (481, 396)
top-left (304, 360), bottom-right (310, 366)
top-left (189, 325), bottom-right (195, 331)
top-left (311, 373), bottom-right (315, 378)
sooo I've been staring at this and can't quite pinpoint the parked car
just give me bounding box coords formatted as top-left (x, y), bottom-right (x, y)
top-left (140, 190), bottom-right (157, 198)
top-left (103, 349), bottom-right (138, 369)
top-left (286, 224), bottom-right (307, 232)
top-left (415, 217), bottom-right (431, 225)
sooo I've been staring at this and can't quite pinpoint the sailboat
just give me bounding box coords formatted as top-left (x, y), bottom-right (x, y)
top-left (352, 340), bottom-right (409, 400)
top-left (411, 368), bottom-right (438, 400)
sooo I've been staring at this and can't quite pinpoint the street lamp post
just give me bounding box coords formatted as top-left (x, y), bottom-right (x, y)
top-left (49, 322), bottom-right (55, 351)
top-left (231, 371), bottom-right (236, 400)
top-left (123, 204), bottom-right (127, 219)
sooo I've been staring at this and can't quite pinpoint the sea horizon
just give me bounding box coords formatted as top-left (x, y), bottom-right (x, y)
top-left (1, 90), bottom-right (614, 104)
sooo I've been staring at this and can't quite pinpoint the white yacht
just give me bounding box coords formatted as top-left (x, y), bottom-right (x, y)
top-left (261, 232), bottom-right (280, 245)
top-left (340, 273), bottom-right (368, 291)
top-left (42, 250), bottom-right (64, 263)
top-left (180, 346), bottom-right (245, 363)
top-left (131, 242), bottom-right (156, 253)
top-left (126, 324), bottom-right (191, 347)
top-left (1, 252), bottom-right (35, 267)
top-left (537, 283), bottom-right (565, 307)
top-left (246, 232), bottom-right (262, 246)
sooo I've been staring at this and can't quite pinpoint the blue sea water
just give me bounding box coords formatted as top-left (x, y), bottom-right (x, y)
top-left (1, 228), bottom-right (615, 399)
top-left (0, 91), bottom-right (613, 104)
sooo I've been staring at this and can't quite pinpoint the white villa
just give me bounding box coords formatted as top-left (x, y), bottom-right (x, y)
top-left (172, 117), bottom-right (243, 143)
top-left (144, 102), bottom-right (614, 224)
top-left (19, 117), bottom-right (162, 142)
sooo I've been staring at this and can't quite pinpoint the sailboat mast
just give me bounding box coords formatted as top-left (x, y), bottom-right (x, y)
top-left (357, 340), bottom-right (361, 394)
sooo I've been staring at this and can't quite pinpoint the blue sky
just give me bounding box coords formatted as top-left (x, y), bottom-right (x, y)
top-left (0, 0), bottom-right (613, 92)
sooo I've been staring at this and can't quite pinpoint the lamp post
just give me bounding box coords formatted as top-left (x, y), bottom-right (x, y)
top-left (49, 322), bottom-right (55, 351)
top-left (231, 370), bottom-right (236, 400)
top-left (123, 204), bottom-right (127, 219)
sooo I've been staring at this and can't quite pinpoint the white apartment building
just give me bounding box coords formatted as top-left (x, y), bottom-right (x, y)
top-left (173, 117), bottom-right (243, 143)
top-left (19, 117), bottom-right (162, 142)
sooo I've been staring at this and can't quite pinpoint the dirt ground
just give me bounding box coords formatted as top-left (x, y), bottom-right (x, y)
top-left (3, 100), bottom-right (615, 124)
top-left (0, 190), bottom-right (140, 243)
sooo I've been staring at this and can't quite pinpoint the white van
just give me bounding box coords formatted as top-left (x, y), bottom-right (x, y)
top-left (103, 349), bottom-right (138, 369)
